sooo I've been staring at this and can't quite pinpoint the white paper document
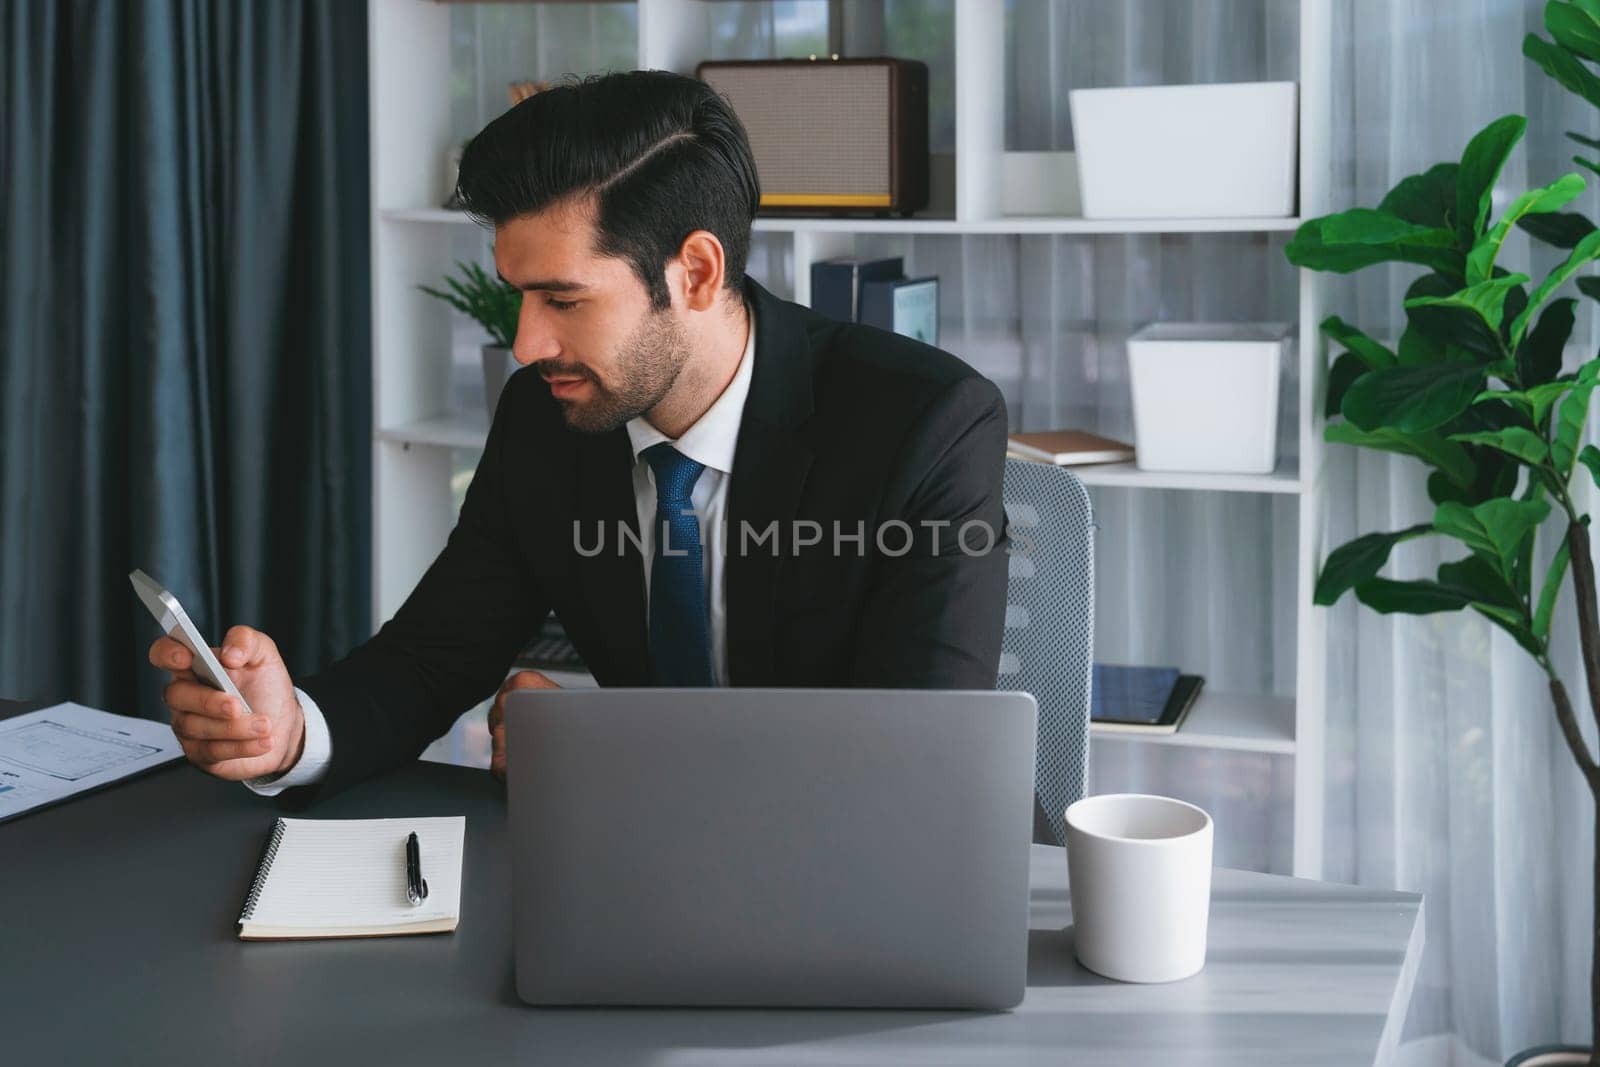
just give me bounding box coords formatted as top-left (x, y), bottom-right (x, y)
top-left (0, 702), bottom-right (182, 822)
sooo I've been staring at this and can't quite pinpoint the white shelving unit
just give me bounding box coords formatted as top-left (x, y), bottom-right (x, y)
top-left (369, 0), bottom-right (1333, 877)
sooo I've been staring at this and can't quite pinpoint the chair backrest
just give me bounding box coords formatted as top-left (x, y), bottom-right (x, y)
top-left (998, 459), bottom-right (1095, 846)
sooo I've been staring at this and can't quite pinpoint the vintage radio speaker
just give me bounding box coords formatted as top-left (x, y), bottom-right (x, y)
top-left (697, 57), bottom-right (929, 217)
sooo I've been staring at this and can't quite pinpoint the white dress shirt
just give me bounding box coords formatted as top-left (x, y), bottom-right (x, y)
top-left (249, 307), bottom-right (755, 795)
top-left (622, 307), bottom-right (754, 688)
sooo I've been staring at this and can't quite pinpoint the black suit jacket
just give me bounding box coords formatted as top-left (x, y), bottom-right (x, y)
top-left (292, 277), bottom-right (1009, 801)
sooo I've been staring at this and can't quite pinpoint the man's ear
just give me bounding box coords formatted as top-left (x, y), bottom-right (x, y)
top-left (672, 229), bottom-right (727, 313)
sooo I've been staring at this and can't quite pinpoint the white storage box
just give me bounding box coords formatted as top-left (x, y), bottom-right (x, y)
top-left (1000, 152), bottom-right (1081, 216)
top-left (1068, 82), bottom-right (1298, 219)
top-left (1127, 323), bottom-right (1289, 474)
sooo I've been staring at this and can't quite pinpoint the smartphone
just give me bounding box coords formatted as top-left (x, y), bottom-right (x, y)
top-left (129, 568), bottom-right (254, 716)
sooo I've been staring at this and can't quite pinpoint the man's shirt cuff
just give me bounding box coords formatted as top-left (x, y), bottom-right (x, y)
top-left (243, 686), bottom-right (332, 796)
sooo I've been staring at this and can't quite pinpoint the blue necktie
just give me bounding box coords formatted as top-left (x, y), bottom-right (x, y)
top-left (644, 444), bottom-right (714, 686)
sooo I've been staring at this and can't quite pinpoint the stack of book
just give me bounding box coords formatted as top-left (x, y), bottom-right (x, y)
top-left (810, 256), bottom-right (939, 346)
top-left (1090, 664), bottom-right (1204, 734)
top-left (1007, 429), bottom-right (1135, 467)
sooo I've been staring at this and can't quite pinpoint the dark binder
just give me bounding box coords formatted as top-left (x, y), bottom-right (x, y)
top-left (810, 256), bottom-right (903, 322)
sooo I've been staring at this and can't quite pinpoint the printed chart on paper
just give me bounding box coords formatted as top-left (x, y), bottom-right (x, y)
top-left (0, 703), bottom-right (181, 822)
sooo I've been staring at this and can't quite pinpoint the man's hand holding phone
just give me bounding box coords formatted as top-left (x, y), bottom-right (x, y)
top-left (151, 626), bottom-right (306, 781)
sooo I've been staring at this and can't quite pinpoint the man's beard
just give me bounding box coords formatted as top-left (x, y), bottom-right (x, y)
top-left (544, 309), bottom-right (690, 434)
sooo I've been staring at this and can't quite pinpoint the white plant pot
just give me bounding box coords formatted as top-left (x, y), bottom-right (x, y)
top-left (1068, 81), bottom-right (1298, 219)
top-left (481, 345), bottom-right (520, 420)
top-left (1127, 322), bottom-right (1288, 475)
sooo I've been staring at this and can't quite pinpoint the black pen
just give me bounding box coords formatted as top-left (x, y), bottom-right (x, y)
top-left (406, 831), bottom-right (429, 906)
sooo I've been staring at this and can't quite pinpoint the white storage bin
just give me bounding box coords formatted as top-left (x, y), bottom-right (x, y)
top-left (1068, 82), bottom-right (1298, 219)
top-left (1127, 323), bottom-right (1289, 474)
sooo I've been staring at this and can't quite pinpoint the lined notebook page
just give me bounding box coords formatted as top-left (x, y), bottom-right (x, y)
top-left (243, 817), bottom-right (465, 930)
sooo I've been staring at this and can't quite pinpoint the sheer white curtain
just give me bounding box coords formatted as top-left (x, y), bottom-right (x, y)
top-left (1321, 1), bottom-right (1596, 1061)
top-left (448, 0), bottom-right (1596, 1058)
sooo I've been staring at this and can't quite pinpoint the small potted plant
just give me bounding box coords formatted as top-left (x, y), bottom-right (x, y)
top-left (417, 261), bottom-right (521, 420)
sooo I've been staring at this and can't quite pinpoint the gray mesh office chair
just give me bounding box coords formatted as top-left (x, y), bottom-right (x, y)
top-left (998, 459), bottom-right (1095, 846)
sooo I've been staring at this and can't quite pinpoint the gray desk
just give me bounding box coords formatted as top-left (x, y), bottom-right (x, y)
top-left (2, 710), bottom-right (1422, 1066)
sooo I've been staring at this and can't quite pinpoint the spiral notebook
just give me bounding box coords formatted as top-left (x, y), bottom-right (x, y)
top-left (238, 816), bottom-right (466, 940)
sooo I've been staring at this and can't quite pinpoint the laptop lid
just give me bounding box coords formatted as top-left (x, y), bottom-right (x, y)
top-left (505, 688), bottom-right (1038, 1009)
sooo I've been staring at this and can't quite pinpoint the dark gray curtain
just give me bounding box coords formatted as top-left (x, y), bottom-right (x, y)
top-left (0, 0), bottom-right (371, 717)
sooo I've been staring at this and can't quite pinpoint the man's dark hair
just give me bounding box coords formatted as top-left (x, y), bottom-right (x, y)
top-left (454, 70), bottom-right (761, 312)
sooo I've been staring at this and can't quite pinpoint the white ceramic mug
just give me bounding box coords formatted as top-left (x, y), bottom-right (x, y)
top-left (1063, 793), bottom-right (1214, 983)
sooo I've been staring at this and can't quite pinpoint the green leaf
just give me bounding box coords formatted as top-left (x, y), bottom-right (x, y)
top-left (1510, 229), bottom-right (1600, 345)
top-left (1438, 552), bottom-right (1525, 608)
top-left (1441, 452), bottom-right (1522, 509)
top-left (1516, 297), bottom-right (1576, 385)
top-left (1579, 276), bottom-right (1600, 301)
top-left (1398, 324), bottom-right (1447, 366)
top-left (1517, 209), bottom-right (1599, 248)
top-left (1427, 443), bottom-right (1519, 505)
top-left (1404, 272), bottom-right (1506, 361)
top-left (1470, 602), bottom-right (1546, 654)
top-left (1379, 162), bottom-right (1460, 229)
top-left (1526, 32), bottom-right (1600, 110)
top-left (1447, 539), bottom-right (1545, 653)
top-left (1534, 535), bottom-right (1573, 639)
top-left (1580, 443), bottom-right (1600, 487)
top-left (1341, 361), bottom-right (1489, 433)
top-left (1472, 387), bottom-right (1536, 423)
top-left (1446, 393), bottom-right (1531, 433)
top-left (1353, 578), bottom-right (1475, 614)
top-left (1325, 422), bottom-right (1477, 488)
top-left (1456, 115), bottom-right (1528, 246)
top-left (1517, 474), bottom-right (1549, 593)
top-left (1502, 284), bottom-right (1530, 346)
top-left (1314, 524), bottom-right (1436, 606)
top-left (1467, 173), bottom-right (1586, 283)
top-left (1323, 208), bottom-right (1452, 248)
top-left (1446, 426), bottom-right (1550, 463)
top-left (1465, 390), bottom-right (1542, 435)
top-left (1551, 377), bottom-right (1600, 475)
top-left (1433, 496), bottom-right (1553, 579)
top-left (1527, 381), bottom-right (1577, 428)
top-left (1569, 131), bottom-right (1600, 152)
top-left (1548, 0), bottom-right (1600, 62)
top-left (1326, 352), bottom-right (1366, 418)
top-left (1321, 315), bottom-right (1397, 370)
top-left (1574, 155), bottom-right (1600, 180)
top-left (1406, 273), bottom-right (1530, 334)
top-left (1286, 211), bottom-right (1464, 276)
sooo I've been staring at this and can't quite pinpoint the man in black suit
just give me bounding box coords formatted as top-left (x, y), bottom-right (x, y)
top-left (150, 70), bottom-right (1009, 802)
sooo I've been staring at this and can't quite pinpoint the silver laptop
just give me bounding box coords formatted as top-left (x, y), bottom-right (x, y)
top-left (504, 687), bottom-right (1038, 1010)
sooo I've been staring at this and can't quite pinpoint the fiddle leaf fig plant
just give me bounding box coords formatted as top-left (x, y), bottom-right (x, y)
top-left (1289, 106), bottom-right (1600, 1063)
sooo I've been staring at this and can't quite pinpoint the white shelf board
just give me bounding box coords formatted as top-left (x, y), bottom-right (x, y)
top-left (757, 214), bottom-right (1304, 235)
top-left (1071, 460), bottom-right (1303, 495)
top-left (1092, 690), bottom-right (1296, 754)
top-left (377, 411), bottom-right (489, 450)
top-left (378, 416), bottom-right (1306, 496)
top-left (380, 206), bottom-right (1303, 237)
top-left (382, 207), bottom-right (478, 224)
